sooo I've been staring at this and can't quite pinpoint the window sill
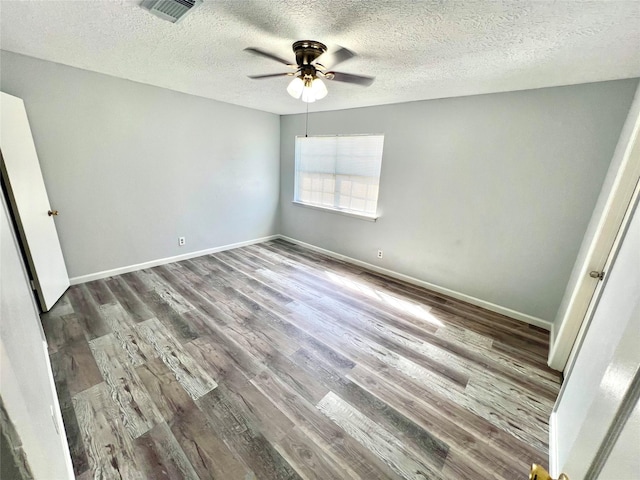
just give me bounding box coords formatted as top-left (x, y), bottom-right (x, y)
top-left (292, 201), bottom-right (378, 222)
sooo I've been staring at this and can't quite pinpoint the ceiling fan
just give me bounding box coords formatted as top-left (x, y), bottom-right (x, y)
top-left (245, 40), bottom-right (375, 103)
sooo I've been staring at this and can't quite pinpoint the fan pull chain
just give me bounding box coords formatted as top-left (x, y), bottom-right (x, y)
top-left (305, 102), bottom-right (309, 137)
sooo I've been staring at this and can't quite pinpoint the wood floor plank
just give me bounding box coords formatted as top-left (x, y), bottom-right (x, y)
top-left (43, 293), bottom-right (75, 317)
top-left (287, 301), bottom-right (466, 396)
top-left (317, 391), bottom-right (445, 480)
top-left (140, 289), bottom-right (200, 343)
top-left (50, 339), bottom-right (103, 397)
top-left (120, 270), bottom-right (154, 295)
top-left (169, 406), bottom-right (255, 480)
top-left (73, 382), bottom-right (144, 479)
top-left (429, 304), bottom-right (549, 354)
top-left (434, 323), bottom-right (493, 349)
top-left (232, 380), bottom-right (297, 441)
top-left (275, 426), bottom-right (360, 480)
top-left (251, 246), bottom-right (443, 337)
top-left (305, 296), bottom-right (470, 388)
top-left (174, 260), bottom-right (301, 359)
top-left (251, 368), bottom-right (403, 480)
top-left (66, 284), bottom-right (111, 340)
top-left (282, 298), bottom-right (539, 476)
top-left (104, 276), bottom-right (155, 323)
top-left (89, 334), bottom-right (164, 439)
top-left (290, 347), bottom-right (449, 470)
top-left (154, 261), bottom-right (298, 359)
top-left (287, 299), bottom-right (551, 450)
top-left (347, 365), bottom-right (541, 478)
top-left (315, 291), bottom-right (559, 400)
top-left (185, 334), bottom-right (296, 443)
top-left (85, 278), bottom-right (117, 306)
top-left (440, 447), bottom-right (503, 480)
top-left (187, 337), bottom-right (293, 442)
top-left (55, 378), bottom-right (90, 476)
top-left (184, 305), bottom-right (329, 406)
top-left (98, 302), bottom-right (156, 367)
top-left (184, 326), bottom-right (265, 389)
top-left (154, 265), bottom-right (240, 333)
top-left (148, 266), bottom-right (197, 314)
top-left (133, 422), bottom-right (199, 479)
top-left (209, 252), bottom-right (295, 315)
top-left (313, 293), bottom-right (558, 404)
top-left (196, 385), bottom-right (302, 480)
top-left (136, 268), bottom-right (166, 292)
top-left (135, 357), bottom-right (198, 424)
top-left (251, 266), bottom-right (445, 351)
top-left (136, 318), bottom-right (218, 400)
top-left (41, 312), bottom-right (85, 354)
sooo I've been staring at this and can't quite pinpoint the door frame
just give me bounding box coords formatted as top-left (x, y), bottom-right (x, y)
top-left (548, 84), bottom-right (640, 371)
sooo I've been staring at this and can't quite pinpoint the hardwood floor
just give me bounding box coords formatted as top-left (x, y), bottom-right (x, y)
top-left (41, 239), bottom-right (561, 479)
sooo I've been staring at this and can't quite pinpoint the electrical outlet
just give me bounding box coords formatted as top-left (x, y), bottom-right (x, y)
top-left (178, 236), bottom-right (186, 246)
top-left (377, 249), bottom-right (383, 259)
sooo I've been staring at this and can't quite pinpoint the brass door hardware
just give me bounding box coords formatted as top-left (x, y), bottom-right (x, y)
top-left (47, 209), bottom-right (59, 216)
top-left (589, 270), bottom-right (605, 280)
top-left (530, 464), bottom-right (569, 480)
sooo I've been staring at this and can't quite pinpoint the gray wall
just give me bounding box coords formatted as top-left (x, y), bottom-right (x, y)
top-left (280, 80), bottom-right (638, 322)
top-left (0, 51), bottom-right (280, 279)
top-left (553, 83), bottom-right (640, 332)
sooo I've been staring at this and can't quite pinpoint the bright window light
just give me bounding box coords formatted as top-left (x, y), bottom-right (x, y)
top-left (294, 134), bottom-right (384, 217)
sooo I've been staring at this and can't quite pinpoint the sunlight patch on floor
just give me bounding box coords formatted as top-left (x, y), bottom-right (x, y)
top-left (325, 271), bottom-right (444, 327)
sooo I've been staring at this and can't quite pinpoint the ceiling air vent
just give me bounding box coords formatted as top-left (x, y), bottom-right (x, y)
top-left (141, 0), bottom-right (201, 24)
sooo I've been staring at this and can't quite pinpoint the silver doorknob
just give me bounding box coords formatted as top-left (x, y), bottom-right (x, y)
top-left (589, 270), bottom-right (605, 280)
top-left (48, 209), bottom-right (59, 216)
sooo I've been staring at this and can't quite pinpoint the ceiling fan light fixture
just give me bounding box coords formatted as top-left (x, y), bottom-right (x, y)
top-left (247, 39), bottom-right (374, 104)
top-left (287, 77), bottom-right (304, 99)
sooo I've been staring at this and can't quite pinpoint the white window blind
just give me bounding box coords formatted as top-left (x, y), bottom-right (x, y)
top-left (294, 135), bottom-right (384, 217)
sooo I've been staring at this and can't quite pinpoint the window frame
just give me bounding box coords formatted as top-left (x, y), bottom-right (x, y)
top-left (292, 134), bottom-right (384, 221)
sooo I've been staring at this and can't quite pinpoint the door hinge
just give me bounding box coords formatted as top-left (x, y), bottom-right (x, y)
top-left (30, 279), bottom-right (37, 290)
top-left (589, 270), bottom-right (605, 281)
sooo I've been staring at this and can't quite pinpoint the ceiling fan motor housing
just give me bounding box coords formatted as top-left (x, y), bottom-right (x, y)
top-left (293, 40), bottom-right (327, 67)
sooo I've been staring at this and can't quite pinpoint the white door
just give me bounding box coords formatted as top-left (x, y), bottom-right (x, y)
top-left (550, 183), bottom-right (640, 479)
top-left (0, 92), bottom-right (69, 311)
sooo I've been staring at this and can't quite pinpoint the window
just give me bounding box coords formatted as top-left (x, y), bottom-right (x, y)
top-left (294, 134), bottom-right (384, 218)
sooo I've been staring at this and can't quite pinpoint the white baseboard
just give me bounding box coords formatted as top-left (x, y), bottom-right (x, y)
top-left (68, 235), bottom-right (280, 285)
top-left (277, 235), bottom-right (552, 331)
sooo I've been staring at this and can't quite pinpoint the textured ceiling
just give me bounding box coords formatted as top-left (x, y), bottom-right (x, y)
top-left (1, 0), bottom-right (639, 115)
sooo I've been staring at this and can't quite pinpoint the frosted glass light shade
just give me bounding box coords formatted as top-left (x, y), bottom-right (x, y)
top-left (301, 86), bottom-right (316, 103)
top-left (287, 77), bottom-right (304, 99)
top-left (311, 78), bottom-right (328, 100)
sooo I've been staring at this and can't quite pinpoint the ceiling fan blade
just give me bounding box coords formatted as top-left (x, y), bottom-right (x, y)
top-left (326, 71), bottom-right (375, 87)
top-left (244, 47), bottom-right (294, 66)
top-left (248, 73), bottom-right (294, 79)
top-left (319, 46), bottom-right (355, 70)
